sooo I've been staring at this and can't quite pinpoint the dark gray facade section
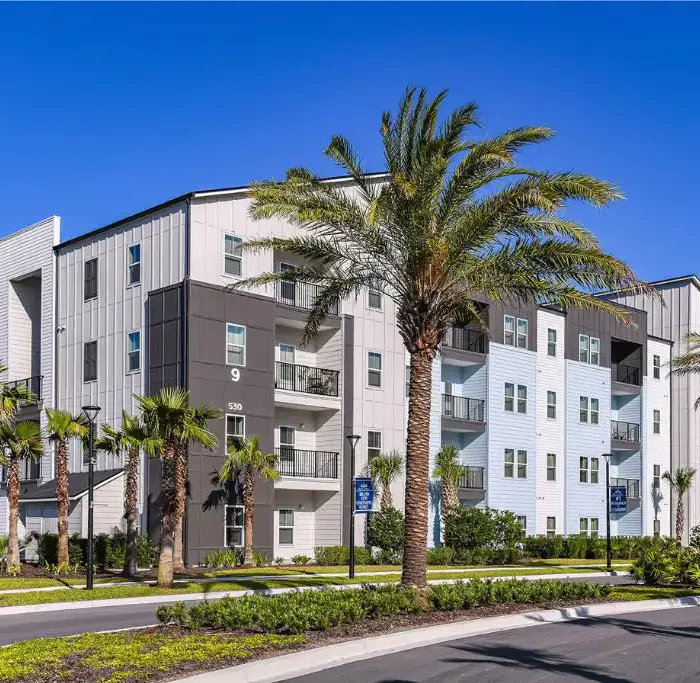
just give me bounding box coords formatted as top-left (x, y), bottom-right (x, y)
top-left (341, 315), bottom-right (354, 547)
top-left (489, 299), bottom-right (540, 352)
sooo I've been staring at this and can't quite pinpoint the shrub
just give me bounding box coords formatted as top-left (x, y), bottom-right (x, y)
top-left (253, 552), bottom-right (271, 568)
top-left (690, 525), bottom-right (700, 551)
top-left (366, 508), bottom-right (404, 559)
top-left (136, 533), bottom-right (159, 568)
top-left (202, 548), bottom-right (242, 569)
top-left (630, 544), bottom-right (676, 585)
top-left (314, 546), bottom-right (372, 566)
top-left (523, 535), bottom-right (565, 560)
top-left (444, 507), bottom-right (524, 563)
top-left (426, 546), bottom-right (454, 565)
top-left (291, 555), bottom-right (311, 565)
top-left (273, 557), bottom-right (285, 566)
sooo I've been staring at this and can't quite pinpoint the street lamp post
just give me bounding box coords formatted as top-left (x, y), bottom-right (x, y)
top-left (602, 452), bottom-right (612, 574)
top-left (82, 405), bottom-right (101, 590)
top-left (346, 434), bottom-right (361, 579)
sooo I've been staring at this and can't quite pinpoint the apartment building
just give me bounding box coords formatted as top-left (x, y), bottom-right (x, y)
top-left (0, 179), bottom-right (673, 563)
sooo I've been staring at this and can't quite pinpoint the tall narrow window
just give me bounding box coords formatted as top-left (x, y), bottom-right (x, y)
top-left (579, 518), bottom-right (589, 536)
top-left (226, 415), bottom-right (245, 448)
top-left (580, 456), bottom-right (589, 483)
top-left (517, 450), bottom-right (527, 478)
top-left (517, 385), bottom-right (527, 414)
top-left (516, 515), bottom-right (527, 530)
top-left (84, 258), bottom-right (98, 301)
top-left (546, 391), bottom-right (557, 419)
top-left (653, 464), bottom-right (661, 489)
top-left (590, 398), bottom-right (600, 424)
top-left (517, 318), bottom-right (528, 349)
top-left (127, 244), bottom-right (141, 285)
top-left (127, 331), bottom-right (141, 373)
top-left (503, 316), bottom-right (515, 346)
top-left (654, 519), bottom-right (661, 537)
top-left (653, 409), bottom-right (661, 434)
top-left (368, 431), bottom-right (382, 461)
top-left (84, 341), bottom-right (97, 382)
top-left (278, 343), bottom-right (295, 364)
top-left (653, 355), bottom-right (661, 379)
top-left (226, 324), bottom-right (246, 366)
top-left (368, 352), bottom-right (382, 387)
top-left (504, 383), bottom-right (515, 412)
top-left (546, 517), bottom-right (556, 538)
top-left (579, 334), bottom-right (589, 363)
top-left (590, 337), bottom-right (600, 366)
top-left (547, 454), bottom-right (556, 481)
top-left (579, 396), bottom-right (589, 423)
top-left (224, 234), bottom-right (243, 276)
top-left (504, 449), bottom-right (515, 478)
top-left (590, 518), bottom-right (600, 539)
top-left (225, 506), bottom-right (244, 547)
top-left (368, 289), bottom-right (382, 310)
top-left (590, 457), bottom-right (600, 484)
top-left (547, 328), bottom-right (557, 357)
top-left (278, 509), bottom-right (294, 545)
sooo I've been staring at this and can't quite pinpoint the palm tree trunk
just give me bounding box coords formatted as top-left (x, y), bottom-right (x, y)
top-left (172, 447), bottom-right (186, 571)
top-left (381, 486), bottom-right (393, 511)
top-left (676, 496), bottom-right (685, 544)
top-left (243, 468), bottom-right (254, 567)
top-left (122, 447), bottom-right (139, 578)
top-left (7, 454), bottom-right (20, 570)
top-left (401, 351), bottom-right (433, 590)
top-left (157, 442), bottom-right (178, 588)
top-left (56, 439), bottom-right (70, 566)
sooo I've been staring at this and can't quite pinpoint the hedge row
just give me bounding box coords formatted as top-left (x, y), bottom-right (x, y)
top-left (522, 535), bottom-right (674, 560)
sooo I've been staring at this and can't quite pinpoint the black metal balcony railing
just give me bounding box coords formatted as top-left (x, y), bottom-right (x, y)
top-left (458, 466), bottom-right (485, 490)
top-left (275, 280), bottom-right (339, 315)
top-left (612, 363), bottom-right (641, 386)
top-left (444, 327), bottom-right (486, 354)
top-left (4, 375), bottom-right (43, 404)
top-left (611, 477), bottom-right (641, 500)
top-left (275, 448), bottom-right (339, 479)
top-left (275, 361), bottom-right (339, 397)
top-left (611, 420), bottom-right (640, 442)
top-left (442, 395), bottom-right (486, 422)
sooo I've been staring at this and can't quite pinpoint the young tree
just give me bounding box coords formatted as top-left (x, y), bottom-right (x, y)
top-left (96, 412), bottom-right (161, 577)
top-left (367, 450), bottom-right (403, 510)
top-left (235, 88), bottom-right (651, 588)
top-left (0, 421), bottom-right (43, 570)
top-left (432, 444), bottom-right (465, 524)
top-left (216, 435), bottom-right (279, 567)
top-left (45, 409), bottom-right (88, 565)
top-left (662, 468), bottom-right (696, 543)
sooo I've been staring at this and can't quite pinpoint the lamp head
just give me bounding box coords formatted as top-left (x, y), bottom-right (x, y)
top-left (81, 405), bottom-right (101, 423)
top-left (346, 434), bottom-right (361, 449)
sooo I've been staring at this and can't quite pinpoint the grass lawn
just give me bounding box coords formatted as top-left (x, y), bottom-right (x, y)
top-left (531, 559), bottom-right (631, 567)
top-left (611, 585), bottom-right (700, 601)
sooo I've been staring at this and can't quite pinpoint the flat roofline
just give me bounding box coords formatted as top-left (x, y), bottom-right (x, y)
top-left (602, 274), bottom-right (700, 297)
top-left (648, 333), bottom-right (673, 345)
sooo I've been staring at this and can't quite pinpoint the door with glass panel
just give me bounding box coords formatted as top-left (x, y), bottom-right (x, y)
top-left (279, 426), bottom-right (297, 477)
top-left (279, 263), bottom-right (296, 306)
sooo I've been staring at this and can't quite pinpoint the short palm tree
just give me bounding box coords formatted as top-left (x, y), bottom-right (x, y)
top-left (45, 409), bottom-right (88, 565)
top-left (0, 420), bottom-right (43, 570)
top-left (432, 445), bottom-right (465, 525)
top-left (0, 360), bottom-right (34, 424)
top-left (96, 412), bottom-right (162, 577)
top-left (235, 88), bottom-right (650, 588)
top-left (216, 435), bottom-right (279, 567)
top-left (662, 468), bottom-right (696, 543)
top-left (135, 389), bottom-right (219, 587)
top-left (367, 450), bottom-right (403, 510)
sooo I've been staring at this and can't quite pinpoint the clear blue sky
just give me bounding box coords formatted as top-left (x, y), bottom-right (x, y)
top-left (1, 2), bottom-right (697, 280)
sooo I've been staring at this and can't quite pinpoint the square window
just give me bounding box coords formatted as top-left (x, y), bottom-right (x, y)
top-left (368, 431), bottom-right (382, 461)
top-left (225, 506), bottom-right (244, 547)
top-left (590, 398), bottom-right (599, 424)
top-left (579, 334), bottom-right (589, 363)
top-left (653, 409), bottom-right (661, 434)
top-left (127, 331), bottom-right (141, 373)
top-left (84, 258), bottom-right (98, 301)
top-left (547, 454), bottom-right (556, 481)
top-left (547, 329), bottom-right (557, 357)
top-left (504, 383), bottom-right (514, 412)
top-left (226, 415), bottom-right (245, 448)
top-left (368, 352), bottom-right (382, 387)
top-left (84, 340), bottom-right (97, 382)
top-left (653, 355), bottom-right (661, 380)
top-left (579, 396), bottom-right (589, 423)
top-left (504, 449), bottom-right (514, 478)
top-left (504, 316), bottom-right (515, 346)
top-left (278, 508), bottom-right (294, 545)
top-left (517, 450), bottom-right (527, 478)
top-left (224, 234), bottom-right (243, 276)
top-left (546, 391), bottom-right (556, 419)
top-left (127, 244), bottom-right (141, 285)
top-left (516, 515), bottom-right (527, 530)
top-left (580, 456), bottom-right (589, 483)
top-left (279, 343), bottom-right (295, 365)
top-left (368, 289), bottom-right (382, 309)
top-left (546, 516), bottom-right (556, 538)
top-left (591, 457), bottom-right (599, 484)
top-left (517, 385), bottom-right (527, 414)
top-left (226, 324), bottom-right (246, 366)
top-left (517, 318), bottom-right (528, 349)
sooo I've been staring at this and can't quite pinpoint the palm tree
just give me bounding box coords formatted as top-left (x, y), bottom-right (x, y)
top-left (135, 389), bottom-right (219, 587)
top-left (45, 409), bottom-right (88, 565)
top-left (234, 88), bottom-right (651, 589)
top-left (96, 412), bottom-right (161, 577)
top-left (668, 333), bottom-right (700, 381)
top-left (0, 420), bottom-right (43, 570)
top-left (432, 445), bottom-right (465, 526)
top-left (367, 450), bottom-right (403, 510)
top-left (0, 360), bottom-right (34, 424)
top-left (216, 435), bottom-right (279, 567)
top-left (662, 468), bottom-right (696, 543)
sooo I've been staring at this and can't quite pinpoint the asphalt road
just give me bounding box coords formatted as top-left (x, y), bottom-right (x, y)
top-left (0, 574), bottom-right (632, 645)
top-left (288, 605), bottom-right (700, 683)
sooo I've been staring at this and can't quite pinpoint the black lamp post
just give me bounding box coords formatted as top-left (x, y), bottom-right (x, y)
top-left (602, 452), bottom-right (612, 574)
top-left (82, 405), bottom-right (100, 590)
top-left (346, 434), bottom-right (361, 579)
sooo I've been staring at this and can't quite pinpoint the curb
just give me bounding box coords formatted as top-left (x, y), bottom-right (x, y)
top-left (173, 595), bottom-right (700, 683)
top-left (0, 572), bottom-right (627, 615)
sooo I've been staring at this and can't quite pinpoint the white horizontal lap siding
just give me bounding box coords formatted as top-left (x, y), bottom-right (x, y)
top-left (274, 410), bottom-right (317, 451)
top-left (313, 491), bottom-right (341, 548)
top-left (275, 327), bottom-right (318, 368)
top-left (274, 491), bottom-right (315, 560)
top-left (315, 411), bottom-right (342, 458)
top-left (486, 343), bottom-right (537, 535)
top-left (564, 360), bottom-right (610, 536)
top-left (91, 475), bottom-right (125, 536)
top-left (536, 310), bottom-right (566, 536)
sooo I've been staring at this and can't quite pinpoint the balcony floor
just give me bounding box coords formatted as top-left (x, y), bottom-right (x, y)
top-left (275, 477), bottom-right (341, 492)
top-left (274, 388), bottom-right (341, 412)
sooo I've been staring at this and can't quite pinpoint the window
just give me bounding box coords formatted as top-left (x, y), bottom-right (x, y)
top-left (590, 518), bottom-right (600, 538)
top-left (579, 335), bottom-right (600, 365)
top-left (279, 426), bottom-right (295, 447)
top-left (503, 316), bottom-right (515, 346)
top-left (368, 352), bottom-right (382, 387)
top-left (579, 518), bottom-right (588, 536)
top-left (653, 409), bottom-right (661, 434)
top-left (579, 396), bottom-right (589, 423)
top-left (580, 396), bottom-right (599, 424)
top-left (653, 464), bottom-right (661, 489)
top-left (580, 456), bottom-right (589, 483)
top-left (84, 258), bottom-right (98, 300)
top-left (223, 233), bottom-right (243, 276)
top-left (517, 450), bottom-right (527, 478)
top-left (590, 457), bottom-right (599, 484)
top-left (126, 331), bottom-right (141, 373)
top-left (226, 415), bottom-right (245, 448)
top-left (579, 334), bottom-right (589, 363)
top-left (504, 449), bottom-right (515, 478)
top-left (278, 344), bottom-right (295, 364)
top-left (504, 383), bottom-right (515, 412)
top-left (590, 337), bottom-right (600, 366)
top-left (580, 517), bottom-right (600, 538)
top-left (368, 431), bottom-right (382, 461)
top-left (127, 244), bottom-right (141, 285)
top-left (591, 398), bottom-right (599, 425)
top-left (547, 454), bottom-right (556, 481)
top-left (517, 385), bottom-right (527, 414)
top-left (278, 509), bottom-right (294, 545)
top-left (225, 506), bottom-right (244, 547)
top-left (516, 516), bottom-right (527, 530)
top-left (517, 318), bottom-right (528, 349)
top-left (653, 355), bottom-right (661, 379)
top-left (368, 289), bottom-right (382, 310)
top-left (84, 341), bottom-right (97, 382)
top-left (654, 519), bottom-right (661, 537)
top-left (546, 517), bottom-right (556, 538)
top-left (226, 324), bottom-right (246, 366)
top-left (547, 329), bottom-right (557, 357)
top-left (546, 391), bottom-right (556, 419)
top-left (579, 457), bottom-right (599, 484)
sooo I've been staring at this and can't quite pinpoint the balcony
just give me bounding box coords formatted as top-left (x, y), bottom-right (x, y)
top-left (274, 448), bottom-right (341, 492)
top-left (611, 420), bottom-right (640, 450)
top-left (275, 281), bottom-right (339, 315)
top-left (441, 395), bottom-right (486, 432)
top-left (274, 362), bottom-right (340, 411)
top-left (5, 375), bottom-right (43, 407)
top-left (613, 363), bottom-right (640, 386)
top-left (611, 477), bottom-right (641, 501)
top-left (442, 327), bottom-right (487, 365)
top-left (458, 466), bottom-right (485, 490)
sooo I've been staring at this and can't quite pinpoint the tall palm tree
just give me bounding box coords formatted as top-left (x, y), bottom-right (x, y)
top-left (135, 389), bottom-right (219, 587)
top-left (367, 450), bottom-right (403, 510)
top-left (668, 332), bottom-right (700, 381)
top-left (234, 88), bottom-right (650, 588)
top-left (662, 468), bottom-right (696, 543)
top-left (0, 360), bottom-right (34, 424)
top-left (96, 412), bottom-right (161, 577)
top-left (0, 420), bottom-right (43, 570)
top-left (432, 444), bottom-right (465, 525)
top-left (216, 435), bottom-right (279, 567)
top-left (45, 409), bottom-right (88, 565)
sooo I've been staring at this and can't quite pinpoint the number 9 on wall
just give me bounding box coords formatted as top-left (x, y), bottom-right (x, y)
top-left (231, 368), bottom-right (240, 382)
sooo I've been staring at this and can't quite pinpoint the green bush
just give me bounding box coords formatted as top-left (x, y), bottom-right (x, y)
top-left (253, 552), bottom-right (271, 568)
top-left (444, 507), bottom-right (524, 563)
top-left (33, 532), bottom-right (86, 567)
top-left (136, 533), bottom-right (159, 568)
top-left (630, 544), bottom-right (676, 585)
top-left (202, 548), bottom-right (242, 569)
top-left (366, 508), bottom-right (404, 559)
top-left (291, 555), bottom-right (311, 565)
top-left (523, 535), bottom-right (565, 559)
top-left (313, 546), bottom-right (372, 566)
top-left (426, 547), bottom-right (454, 565)
top-left (689, 526), bottom-right (700, 551)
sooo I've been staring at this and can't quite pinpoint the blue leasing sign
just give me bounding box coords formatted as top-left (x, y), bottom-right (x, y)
top-left (610, 485), bottom-right (627, 514)
top-left (354, 477), bottom-right (374, 513)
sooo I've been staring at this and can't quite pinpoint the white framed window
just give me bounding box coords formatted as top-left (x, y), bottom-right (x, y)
top-left (580, 456), bottom-right (589, 483)
top-left (579, 334), bottom-right (600, 365)
top-left (517, 318), bottom-right (528, 349)
top-left (223, 233), bottom-right (243, 276)
top-left (226, 414), bottom-right (245, 448)
top-left (579, 517), bottom-right (588, 536)
top-left (579, 456), bottom-right (599, 484)
top-left (516, 515), bottom-right (527, 530)
top-left (126, 331), bottom-right (141, 373)
top-left (590, 518), bottom-right (600, 538)
top-left (368, 352), bottom-right (382, 387)
top-left (504, 316), bottom-right (515, 346)
top-left (226, 323), bottom-right (246, 366)
top-left (654, 519), bottom-right (661, 537)
top-left (579, 396), bottom-right (589, 423)
top-left (504, 382), bottom-right (514, 412)
top-left (590, 337), bottom-right (600, 366)
top-left (547, 328), bottom-right (557, 357)
top-left (368, 431), bottom-right (382, 461)
top-left (278, 509), bottom-right (294, 545)
top-left (653, 464), bottom-right (661, 489)
top-left (653, 355), bottom-right (661, 379)
top-left (127, 244), bottom-right (141, 286)
top-left (517, 450), bottom-right (527, 478)
top-left (546, 391), bottom-right (556, 419)
top-left (504, 449), bottom-right (515, 478)
top-left (517, 385), bottom-right (527, 414)
top-left (279, 425), bottom-right (295, 447)
top-left (590, 398), bottom-right (599, 424)
top-left (546, 516), bottom-right (556, 538)
top-left (579, 334), bottom-right (589, 363)
top-left (653, 409), bottom-right (661, 434)
top-left (225, 505), bottom-right (244, 547)
top-left (547, 454), bottom-right (556, 481)
top-left (368, 289), bottom-right (382, 310)
top-left (591, 457), bottom-right (599, 484)
top-left (278, 343), bottom-right (295, 364)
